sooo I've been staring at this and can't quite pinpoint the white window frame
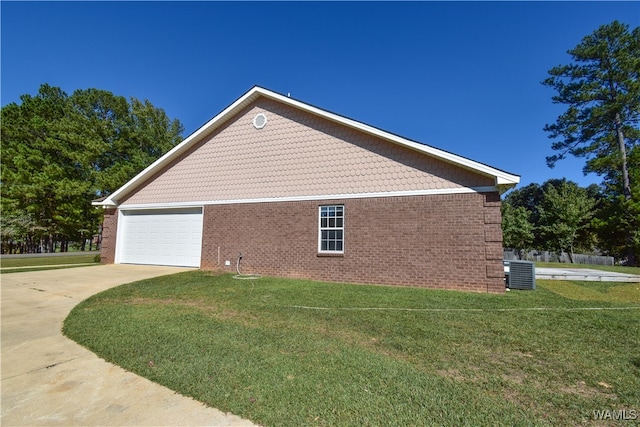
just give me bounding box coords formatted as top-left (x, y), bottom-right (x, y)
top-left (318, 205), bottom-right (344, 254)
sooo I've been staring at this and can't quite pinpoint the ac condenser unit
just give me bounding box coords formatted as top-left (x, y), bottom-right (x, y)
top-left (504, 260), bottom-right (536, 290)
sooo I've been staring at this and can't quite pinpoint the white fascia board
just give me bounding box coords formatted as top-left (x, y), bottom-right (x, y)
top-left (117, 186), bottom-right (500, 210)
top-left (92, 199), bottom-right (116, 207)
top-left (117, 204), bottom-right (205, 212)
top-left (496, 175), bottom-right (521, 185)
top-left (97, 86), bottom-right (519, 207)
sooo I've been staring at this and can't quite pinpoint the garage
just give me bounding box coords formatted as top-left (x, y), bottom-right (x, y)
top-left (116, 207), bottom-right (203, 267)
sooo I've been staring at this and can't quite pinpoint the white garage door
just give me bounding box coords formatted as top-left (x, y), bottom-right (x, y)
top-left (118, 208), bottom-right (203, 267)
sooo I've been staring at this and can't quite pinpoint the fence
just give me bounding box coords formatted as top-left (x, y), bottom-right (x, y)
top-left (504, 249), bottom-right (614, 266)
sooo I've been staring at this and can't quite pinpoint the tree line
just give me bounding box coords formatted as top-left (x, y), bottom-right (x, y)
top-left (501, 178), bottom-right (638, 264)
top-left (1, 85), bottom-right (184, 254)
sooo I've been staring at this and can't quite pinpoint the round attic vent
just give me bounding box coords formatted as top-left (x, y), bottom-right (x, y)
top-left (253, 113), bottom-right (267, 129)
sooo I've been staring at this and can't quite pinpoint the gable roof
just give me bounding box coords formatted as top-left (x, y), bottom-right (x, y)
top-left (94, 86), bottom-right (519, 207)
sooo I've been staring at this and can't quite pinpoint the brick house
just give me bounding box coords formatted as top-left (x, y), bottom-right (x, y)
top-left (94, 86), bottom-right (519, 293)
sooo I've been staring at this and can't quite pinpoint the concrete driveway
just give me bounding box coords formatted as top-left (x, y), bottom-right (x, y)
top-left (536, 267), bottom-right (640, 282)
top-left (1, 264), bottom-right (256, 426)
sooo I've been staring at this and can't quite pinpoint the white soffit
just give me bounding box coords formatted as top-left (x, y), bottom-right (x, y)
top-left (95, 86), bottom-right (520, 207)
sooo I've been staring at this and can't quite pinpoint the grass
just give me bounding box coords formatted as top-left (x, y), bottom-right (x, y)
top-left (535, 261), bottom-right (640, 275)
top-left (64, 272), bottom-right (640, 426)
top-left (1, 254), bottom-right (99, 273)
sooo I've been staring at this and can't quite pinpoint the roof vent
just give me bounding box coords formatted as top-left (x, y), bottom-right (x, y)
top-left (253, 113), bottom-right (267, 129)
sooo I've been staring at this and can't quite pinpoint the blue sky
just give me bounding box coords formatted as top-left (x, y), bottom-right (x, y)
top-left (2, 1), bottom-right (638, 190)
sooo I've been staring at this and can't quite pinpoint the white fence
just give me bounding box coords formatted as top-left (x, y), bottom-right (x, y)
top-left (504, 250), bottom-right (614, 266)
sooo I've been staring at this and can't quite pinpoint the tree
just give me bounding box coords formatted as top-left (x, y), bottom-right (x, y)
top-left (503, 179), bottom-right (593, 251)
top-left (1, 84), bottom-right (184, 253)
top-left (542, 20), bottom-right (639, 265)
top-left (1, 85), bottom-right (85, 252)
top-left (70, 89), bottom-right (184, 196)
top-left (501, 203), bottom-right (535, 259)
top-left (593, 147), bottom-right (640, 262)
top-left (538, 181), bottom-right (597, 263)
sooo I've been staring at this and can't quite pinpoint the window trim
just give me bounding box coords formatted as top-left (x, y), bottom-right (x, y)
top-left (318, 205), bottom-right (345, 254)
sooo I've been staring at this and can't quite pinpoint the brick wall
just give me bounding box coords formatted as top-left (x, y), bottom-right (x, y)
top-left (482, 192), bottom-right (505, 293)
top-left (100, 208), bottom-right (118, 264)
top-left (201, 192), bottom-right (505, 293)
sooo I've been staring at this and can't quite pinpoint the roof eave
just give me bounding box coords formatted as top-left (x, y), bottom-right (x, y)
top-left (92, 199), bottom-right (117, 207)
top-left (496, 175), bottom-right (520, 186)
top-left (495, 175), bottom-right (520, 194)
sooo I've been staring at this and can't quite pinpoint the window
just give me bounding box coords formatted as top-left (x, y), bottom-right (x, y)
top-left (319, 205), bottom-right (344, 253)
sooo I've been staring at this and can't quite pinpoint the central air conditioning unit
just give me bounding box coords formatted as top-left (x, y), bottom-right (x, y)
top-left (503, 260), bottom-right (536, 290)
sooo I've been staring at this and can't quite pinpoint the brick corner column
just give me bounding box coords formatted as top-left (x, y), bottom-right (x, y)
top-left (482, 192), bottom-right (505, 293)
top-left (99, 207), bottom-right (118, 264)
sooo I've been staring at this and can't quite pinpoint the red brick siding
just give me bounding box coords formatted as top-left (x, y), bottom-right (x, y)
top-left (100, 208), bottom-right (118, 264)
top-left (482, 193), bottom-right (506, 293)
top-left (201, 192), bottom-right (505, 293)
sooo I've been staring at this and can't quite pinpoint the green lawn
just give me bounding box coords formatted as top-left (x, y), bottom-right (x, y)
top-left (1, 254), bottom-right (99, 273)
top-left (64, 272), bottom-right (640, 426)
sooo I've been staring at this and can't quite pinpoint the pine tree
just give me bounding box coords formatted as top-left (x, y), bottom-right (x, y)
top-left (542, 21), bottom-right (639, 265)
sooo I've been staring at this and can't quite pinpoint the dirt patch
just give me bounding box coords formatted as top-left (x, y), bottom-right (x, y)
top-left (436, 368), bottom-right (466, 382)
top-left (512, 350), bottom-right (534, 358)
top-left (125, 297), bottom-right (218, 311)
top-left (559, 380), bottom-right (616, 400)
top-left (501, 372), bottom-right (526, 385)
top-left (217, 309), bottom-right (241, 320)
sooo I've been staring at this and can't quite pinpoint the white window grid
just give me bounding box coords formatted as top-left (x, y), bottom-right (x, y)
top-left (319, 205), bottom-right (344, 253)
